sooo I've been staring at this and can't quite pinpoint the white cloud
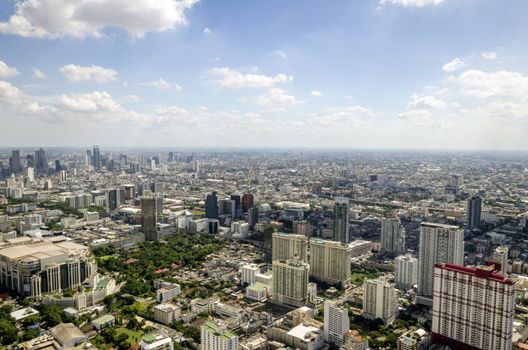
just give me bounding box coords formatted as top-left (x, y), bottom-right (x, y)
top-left (139, 78), bottom-right (182, 91)
top-left (380, 0), bottom-right (445, 7)
top-left (407, 95), bottom-right (446, 110)
top-left (481, 51), bottom-right (497, 61)
top-left (32, 68), bottom-right (47, 79)
top-left (0, 0), bottom-right (198, 39)
top-left (310, 90), bottom-right (323, 97)
top-left (0, 61), bottom-right (20, 78)
top-left (0, 80), bottom-right (23, 103)
top-left (273, 50), bottom-right (287, 60)
top-left (203, 27), bottom-right (211, 34)
top-left (442, 57), bottom-right (465, 72)
top-left (60, 64), bottom-right (118, 83)
top-left (257, 88), bottom-right (302, 106)
top-left (209, 67), bottom-right (293, 88)
top-left (458, 69), bottom-right (528, 99)
top-left (60, 91), bottom-right (123, 113)
top-left (312, 106), bottom-right (377, 127)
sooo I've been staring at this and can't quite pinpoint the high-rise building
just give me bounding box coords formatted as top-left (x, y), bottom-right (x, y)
top-left (108, 188), bottom-right (124, 211)
top-left (54, 159), bottom-right (62, 172)
top-left (333, 197), bottom-right (350, 244)
top-left (491, 245), bottom-right (509, 276)
top-left (92, 146), bottom-right (101, 170)
top-left (230, 194), bottom-right (241, 218)
top-left (272, 258), bottom-right (310, 307)
top-left (432, 263), bottom-right (515, 350)
top-left (363, 276), bottom-right (398, 325)
top-left (26, 167), bottom-right (35, 182)
top-left (380, 218), bottom-right (405, 256)
top-left (85, 150), bottom-right (91, 166)
top-left (168, 152), bottom-right (174, 162)
top-left (417, 222), bottom-right (464, 306)
top-left (272, 232), bottom-right (308, 262)
top-left (467, 195), bottom-right (482, 230)
top-left (35, 148), bottom-right (47, 174)
top-left (240, 263), bottom-right (260, 286)
top-left (397, 329), bottom-right (431, 350)
top-left (26, 154), bottom-right (34, 167)
top-left (141, 196), bottom-right (159, 241)
top-left (201, 320), bottom-right (239, 350)
top-left (309, 239), bottom-right (352, 287)
top-left (293, 220), bottom-right (311, 237)
top-left (324, 300), bottom-right (350, 346)
top-left (205, 191), bottom-right (219, 219)
top-left (241, 193), bottom-right (254, 213)
top-left (248, 206), bottom-right (259, 230)
top-left (9, 150), bottom-right (21, 174)
top-left (394, 254), bottom-right (418, 290)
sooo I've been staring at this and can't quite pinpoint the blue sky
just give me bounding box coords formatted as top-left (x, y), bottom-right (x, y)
top-left (0, 0), bottom-right (527, 149)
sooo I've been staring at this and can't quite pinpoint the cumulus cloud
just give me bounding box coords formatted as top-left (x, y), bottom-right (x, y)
top-left (0, 0), bottom-right (198, 39)
top-left (0, 61), bottom-right (20, 78)
top-left (273, 50), bottom-right (287, 60)
top-left (32, 68), bottom-right (47, 79)
top-left (59, 91), bottom-right (123, 113)
top-left (310, 90), bottom-right (323, 97)
top-left (209, 67), bottom-right (293, 88)
top-left (139, 78), bottom-right (182, 91)
top-left (407, 95), bottom-right (446, 110)
top-left (60, 64), bottom-right (118, 83)
top-left (442, 57), bottom-right (465, 72)
top-left (458, 69), bottom-right (528, 99)
top-left (257, 88), bottom-right (302, 106)
top-left (203, 27), bottom-right (211, 34)
top-left (481, 51), bottom-right (497, 61)
top-left (312, 106), bottom-right (377, 128)
top-left (380, 0), bottom-right (446, 7)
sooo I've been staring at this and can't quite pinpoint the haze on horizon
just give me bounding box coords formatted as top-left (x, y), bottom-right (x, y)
top-left (0, 0), bottom-right (527, 150)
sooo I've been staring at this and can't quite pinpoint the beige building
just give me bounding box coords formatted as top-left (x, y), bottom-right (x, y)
top-left (272, 233), bottom-right (309, 262)
top-left (362, 276), bottom-right (397, 325)
top-left (309, 239), bottom-right (351, 286)
top-left (272, 258), bottom-right (310, 307)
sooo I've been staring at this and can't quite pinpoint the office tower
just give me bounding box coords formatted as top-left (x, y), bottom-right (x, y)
top-left (363, 276), bottom-right (398, 325)
top-left (26, 154), bottom-right (34, 167)
top-left (123, 184), bottom-right (135, 200)
top-left (491, 245), bottom-right (509, 276)
top-left (59, 170), bottom-right (67, 183)
top-left (85, 150), bottom-right (92, 165)
top-left (9, 150), bottom-right (21, 174)
top-left (248, 206), bottom-right (259, 230)
top-left (35, 148), bottom-right (47, 174)
top-left (193, 160), bottom-right (200, 173)
top-left (25, 167), bottom-right (35, 182)
top-left (201, 320), bottom-right (239, 350)
top-left (272, 232), bottom-right (309, 262)
top-left (397, 329), bottom-right (431, 350)
top-left (219, 199), bottom-right (236, 218)
top-left (445, 174), bottom-right (464, 195)
top-left (92, 145), bottom-right (101, 169)
top-left (293, 220), bottom-right (311, 237)
top-left (467, 195), bottom-right (482, 230)
top-left (141, 196), bottom-right (159, 241)
top-left (309, 239), bottom-right (352, 287)
top-left (241, 193), bottom-right (254, 213)
top-left (205, 191), bottom-right (219, 219)
top-left (333, 197), bottom-right (349, 243)
top-left (432, 263), bottom-right (515, 350)
top-left (54, 160), bottom-right (62, 172)
top-left (167, 152), bottom-right (174, 162)
top-left (272, 258), bottom-right (310, 307)
top-left (324, 300), bottom-right (350, 346)
top-left (380, 218), bottom-right (405, 256)
top-left (230, 194), bottom-right (241, 218)
top-left (417, 223), bottom-right (464, 306)
top-left (394, 254), bottom-right (418, 290)
top-left (108, 188), bottom-right (123, 211)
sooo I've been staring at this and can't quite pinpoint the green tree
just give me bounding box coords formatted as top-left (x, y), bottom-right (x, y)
top-left (0, 318), bottom-right (18, 345)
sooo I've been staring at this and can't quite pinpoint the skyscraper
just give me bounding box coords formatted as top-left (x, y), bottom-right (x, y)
top-left (85, 150), bottom-right (91, 166)
top-left (380, 218), bottom-right (405, 256)
top-left (324, 300), bottom-right (350, 346)
top-left (293, 220), bottom-right (311, 237)
top-left (230, 194), bottom-right (241, 218)
top-left (394, 254), bottom-right (418, 290)
top-left (467, 195), bottom-right (482, 230)
top-left (35, 148), bottom-right (48, 174)
top-left (241, 193), bottom-right (254, 213)
top-left (272, 232), bottom-right (308, 262)
top-left (205, 191), bottom-right (219, 219)
top-left (333, 197), bottom-right (350, 244)
top-left (9, 150), bottom-right (21, 174)
top-left (432, 263), bottom-right (515, 350)
top-left (141, 196), bottom-right (159, 241)
top-left (248, 206), bottom-right (259, 230)
top-left (92, 145), bottom-right (101, 170)
top-left (272, 258), bottom-right (310, 307)
top-left (363, 276), bottom-right (398, 325)
top-left (309, 239), bottom-right (352, 287)
top-left (491, 245), bottom-right (509, 276)
top-left (416, 223), bottom-right (464, 306)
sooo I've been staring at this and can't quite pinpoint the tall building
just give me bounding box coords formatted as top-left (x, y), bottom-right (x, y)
top-left (380, 218), bottom-right (405, 256)
top-left (272, 232), bottom-right (308, 262)
top-left (9, 150), bottom-right (21, 174)
top-left (54, 160), bottom-right (62, 172)
top-left (141, 196), bottom-right (159, 241)
top-left (205, 191), bottom-right (219, 219)
top-left (26, 154), bottom-right (34, 167)
top-left (240, 263), bottom-right (260, 286)
top-left (168, 151), bottom-right (174, 162)
top-left (397, 329), bottom-right (431, 350)
top-left (108, 188), bottom-right (124, 211)
top-left (309, 239), bottom-right (352, 287)
top-left (201, 320), bottom-right (239, 350)
top-left (293, 220), bottom-right (311, 237)
top-left (35, 148), bottom-right (47, 174)
top-left (92, 146), bottom-right (101, 170)
top-left (272, 258), bottom-right (310, 307)
top-left (230, 194), bottom-right (241, 218)
top-left (333, 197), bottom-right (350, 243)
top-left (394, 254), bottom-right (418, 290)
top-left (432, 263), bottom-right (515, 350)
top-left (85, 150), bottom-right (91, 166)
top-left (324, 300), bottom-right (350, 346)
top-left (241, 193), bottom-right (254, 213)
top-left (467, 195), bottom-right (482, 230)
top-left (248, 206), bottom-right (259, 230)
top-left (417, 223), bottom-right (464, 306)
top-left (491, 245), bottom-right (509, 276)
top-left (363, 276), bottom-right (398, 325)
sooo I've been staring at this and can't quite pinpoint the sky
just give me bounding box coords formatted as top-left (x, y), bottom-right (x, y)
top-left (0, 0), bottom-right (527, 150)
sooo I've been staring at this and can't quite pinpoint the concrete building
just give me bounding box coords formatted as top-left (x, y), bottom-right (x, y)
top-left (309, 239), bottom-right (351, 287)
top-left (348, 240), bottom-right (372, 257)
top-left (140, 333), bottom-right (174, 350)
top-left (394, 254), bottom-right (418, 290)
top-left (324, 300), bottom-right (350, 346)
top-left (491, 245), bottom-right (509, 276)
top-left (333, 197), bottom-right (350, 244)
top-left (362, 276), bottom-right (397, 325)
top-left (432, 263), bottom-right (515, 350)
top-left (467, 195), bottom-right (482, 230)
top-left (417, 222), bottom-right (464, 306)
top-left (240, 263), bottom-right (260, 286)
top-left (272, 233), bottom-right (309, 262)
top-left (153, 303), bottom-right (181, 325)
top-left (141, 196), bottom-right (161, 241)
top-left (397, 329), bottom-right (431, 350)
top-left (156, 282), bottom-right (181, 303)
top-left (380, 218), bottom-right (405, 256)
top-left (201, 320), bottom-right (239, 350)
top-left (272, 258), bottom-right (310, 307)
top-left (293, 220), bottom-right (312, 237)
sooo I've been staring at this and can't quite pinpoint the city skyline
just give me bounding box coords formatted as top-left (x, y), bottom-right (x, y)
top-left (1, 0), bottom-right (527, 149)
